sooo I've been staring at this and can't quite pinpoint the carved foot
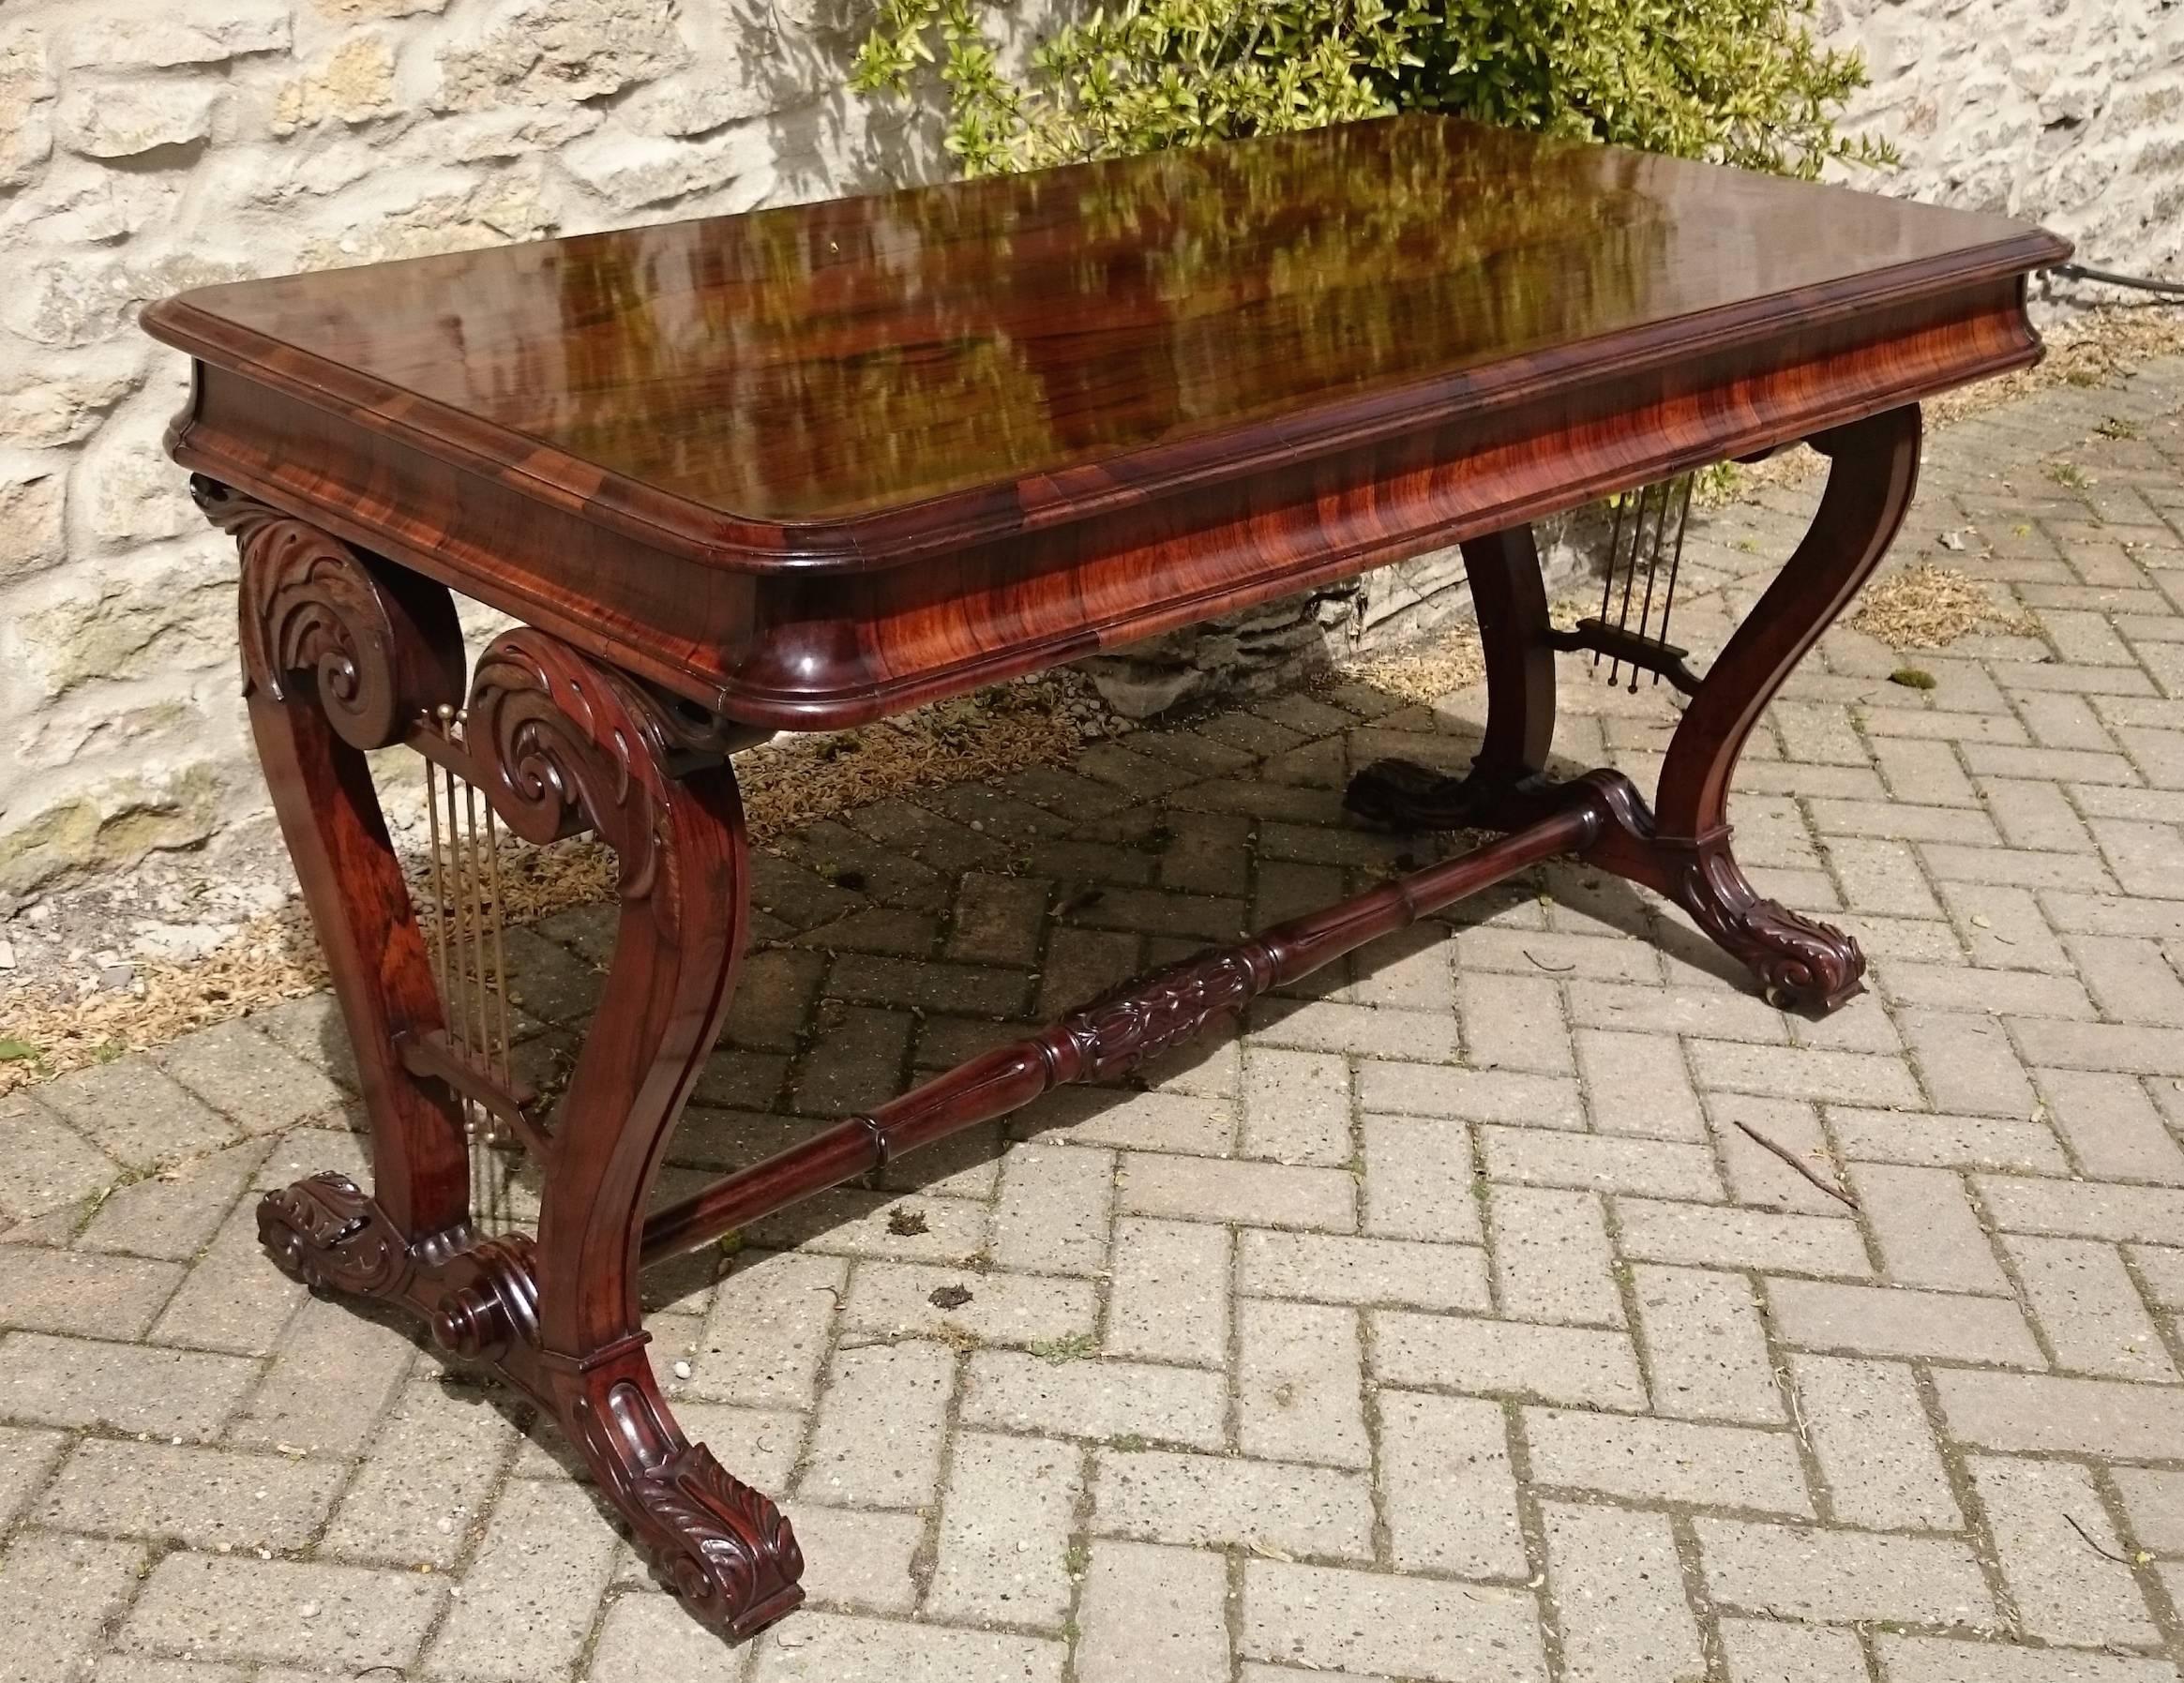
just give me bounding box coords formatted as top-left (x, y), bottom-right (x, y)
top-left (629, 1442), bottom-right (806, 1638)
top-left (1344, 757), bottom-right (1557, 833)
top-left (257, 1172), bottom-right (805, 1641)
top-left (258, 1171), bottom-right (421, 1298)
top-left (1345, 760), bottom-right (1864, 1014)
top-left (1663, 837), bottom-right (1865, 1014)
top-left (554, 1351), bottom-right (805, 1640)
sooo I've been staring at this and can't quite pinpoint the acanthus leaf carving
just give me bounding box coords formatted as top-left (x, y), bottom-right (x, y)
top-left (633, 1441), bottom-right (806, 1638)
top-left (1673, 844), bottom-right (1864, 1012)
top-left (1060, 947), bottom-right (1271, 1081)
top-left (256, 1171), bottom-right (419, 1298)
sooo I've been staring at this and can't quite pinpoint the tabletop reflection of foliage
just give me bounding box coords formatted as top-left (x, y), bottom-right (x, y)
top-left (509, 119), bottom-right (1672, 518)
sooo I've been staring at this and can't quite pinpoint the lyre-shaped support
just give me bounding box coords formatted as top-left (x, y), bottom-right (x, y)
top-left (209, 481), bottom-right (805, 1640)
top-left (1545, 472), bottom-right (1702, 694)
top-left (1348, 407), bottom-right (1922, 1013)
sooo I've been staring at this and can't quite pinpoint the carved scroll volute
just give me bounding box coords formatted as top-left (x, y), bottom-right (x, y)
top-left (466, 630), bottom-right (704, 915)
top-left (202, 477), bottom-right (465, 750)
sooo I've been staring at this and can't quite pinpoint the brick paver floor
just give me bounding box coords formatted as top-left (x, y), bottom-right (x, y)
top-left (7, 356), bottom-right (2184, 1682)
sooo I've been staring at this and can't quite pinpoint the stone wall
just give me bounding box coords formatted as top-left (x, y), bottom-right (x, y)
top-left (1823, 0), bottom-right (2183, 289)
top-left (0, 0), bottom-right (971, 899)
top-left (1, 0), bottom-right (2176, 897)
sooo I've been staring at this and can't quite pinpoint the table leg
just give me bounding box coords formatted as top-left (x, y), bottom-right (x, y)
top-left (205, 485), bottom-right (803, 1640)
top-left (1347, 404), bottom-right (1922, 1012)
top-left (1345, 525), bottom-right (1559, 827)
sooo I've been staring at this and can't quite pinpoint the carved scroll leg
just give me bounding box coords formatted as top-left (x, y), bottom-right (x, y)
top-left (464, 631), bottom-right (803, 1639)
top-left (1347, 526), bottom-right (1560, 831)
top-left (1643, 405), bottom-right (1923, 1012)
top-left (211, 482), bottom-right (475, 1257)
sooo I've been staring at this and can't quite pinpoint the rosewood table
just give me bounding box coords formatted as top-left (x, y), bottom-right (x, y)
top-left (143, 114), bottom-right (2067, 1642)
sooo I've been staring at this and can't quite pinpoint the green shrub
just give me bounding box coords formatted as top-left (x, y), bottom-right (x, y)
top-left (854, 0), bottom-right (1892, 180)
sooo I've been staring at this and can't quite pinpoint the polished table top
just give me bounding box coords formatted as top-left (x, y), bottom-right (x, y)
top-left (146, 115), bottom-right (2064, 568)
top-left (146, 116), bottom-right (2064, 726)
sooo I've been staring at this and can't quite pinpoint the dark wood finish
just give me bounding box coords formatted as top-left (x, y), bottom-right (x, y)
top-left (1348, 405), bottom-right (1922, 1010)
top-left (235, 501), bottom-right (801, 1637)
top-left (144, 115), bottom-right (2065, 729)
top-left (641, 778), bottom-right (1613, 1267)
top-left (148, 117), bottom-right (2064, 1647)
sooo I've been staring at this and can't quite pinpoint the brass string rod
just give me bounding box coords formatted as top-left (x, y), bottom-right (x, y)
top-left (1653, 475), bottom-right (1695, 683)
top-left (485, 805), bottom-right (514, 1088)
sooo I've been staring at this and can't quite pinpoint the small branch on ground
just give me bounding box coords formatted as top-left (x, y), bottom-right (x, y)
top-left (1731, 1119), bottom-right (1859, 1209)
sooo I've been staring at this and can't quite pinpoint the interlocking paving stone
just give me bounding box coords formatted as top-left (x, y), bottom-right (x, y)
top-left (962, 1348), bottom-right (1228, 1450)
top-left (0, 1330), bottom-right (259, 1438)
top-left (1718, 1615), bottom-right (1870, 1682)
top-left (1633, 1262), bottom-right (1785, 1422)
top-left (1092, 1449), bottom-right (1376, 1557)
top-left (153, 1019), bottom-right (351, 1135)
top-left (1359, 1112), bottom-right (1482, 1241)
top-left (1378, 1390), bottom-right (1526, 1577)
top-left (73, 1138), bottom-right (269, 1261)
top-left (1764, 1278), bottom-right (2046, 1367)
top-left (1611, 1196), bottom-right (1873, 1277)
top-left (318, 1376), bottom-right (521, 1570)
top-left (0, 1093), bottom-right (123, 1223)
top-left (1875, 1635), bottom-right (2184, 1683)
top-left (2114, 1466), bottom-right (2184, 1554)
top-left (1931, 1369), bottom-right (2184, 1459)
top-left (1543, 1501), bottom-right (1707, 1683)
top-left (786, 1502), bottom-right (924, 1614)
top-left (1524, 1408), bottom-right (1812, 1514)
top-left (751, 1610), bottom-right (1067, 1682)
top-left (422, 1479), bottom-right (621, 1681)
top-left (843, 1259), bottom-right (1095, 1347)
top-left (1789, 1354), bottom-right (1962, 1531)
top-left (923, 1432), bottom-right (1080, 1628)
top-left (797, 1339), bottom-right (955, 1510)
top-left (1075, 1540), bottom-right (1228, 1683)
top-left (1236, 1297), bottom-right (1369, 1466)
top-left (1374, 1311), bottom-right (1648, 1408)
top-left (1115, 1150), bottom-right (1356, 1231)
top-left (992, 1141), bottom-right (1114, 1274)
top-left (1239, 1559), bottom-right (1548, 1683)
top-left (36, 1439), bottom-right (345, 1551)
top-left (686, 1250), bottom-right (848, 1408)
top-left (1847, 1162), bottom-right (2011, 1294)
top-left (2001, 1232), bottom-right (2179, 1379)
top-left (1236, 1228), bottom-right (1490, 1312)
top-left (1694, 1518), bottom-right (1994, 1625)
top-left (1102, 1215), bottom-right (1231, 1364)
top-left (1478, 1127), bottom-right (1723, 1200)
top-left (7, 367), bottom-right (2184, 1681)
top-left (225, 1292), bottom-right (415, 1454)
top-left (0, 1245), bottom-right (184, 1338)
top-left (1966, 1457), bottom-right (2160, 1647)
top-left (1488, 1184), bottom-right (1623, 1327)
top-left (119, 1554), bottom-right (444, 1672)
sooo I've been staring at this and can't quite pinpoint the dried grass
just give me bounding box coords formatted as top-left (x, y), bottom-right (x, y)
top-left (1850, 564), bottom-right (2038, 651)
top-left (1333, 634), bottom-right (1488, 706)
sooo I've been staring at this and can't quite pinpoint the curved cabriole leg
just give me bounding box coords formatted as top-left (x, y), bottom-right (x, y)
top-left (1640, 406), bottom-right (1921, 1010)
top-left (1347, 407), bottom-right (1922, 1014)
top-left (459, 630), bottom-right (803, 1637)
top-left (211, 483), bottom-right (801, 1640)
